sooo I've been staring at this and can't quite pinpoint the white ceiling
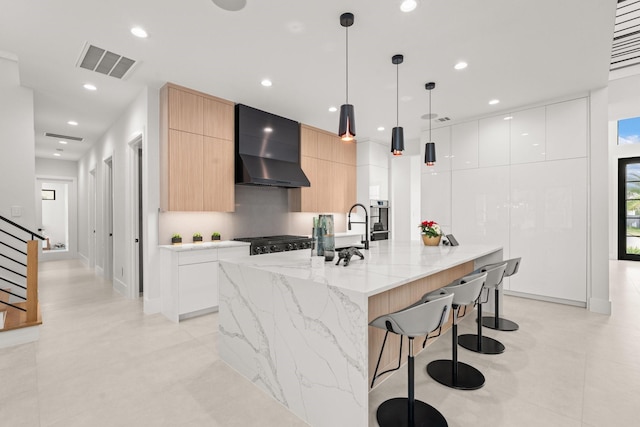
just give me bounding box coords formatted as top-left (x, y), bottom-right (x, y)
top-left (0, 0), bottom-right (616, 161)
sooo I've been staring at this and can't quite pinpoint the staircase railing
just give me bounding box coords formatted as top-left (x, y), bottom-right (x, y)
top-left (0, 215), bottom-right (44, 329)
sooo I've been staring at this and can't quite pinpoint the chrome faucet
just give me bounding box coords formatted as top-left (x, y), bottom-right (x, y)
top-left (347, 203), bottom-right (370, 250)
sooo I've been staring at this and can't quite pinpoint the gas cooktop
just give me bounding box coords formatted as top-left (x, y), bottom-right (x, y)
top-left (233, 235), bottom-right (312, 255)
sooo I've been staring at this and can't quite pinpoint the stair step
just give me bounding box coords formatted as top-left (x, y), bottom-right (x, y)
top-left (0, 302), bottom-right (41, 332)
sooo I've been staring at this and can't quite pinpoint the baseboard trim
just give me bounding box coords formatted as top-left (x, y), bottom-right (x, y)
top-left (95, 266), bottom-right (104, 277)
top-left (78, 253), bottom-right (89, 266)
top-left (504, 290), bottom-right (587, 308)
top-left (179, 306), bottom-right (218, 321)
top-left (0, 325), bottom-right (40, 349)
top-left (113, 278), bottom-right (128, 297)
top-left (588, 297), bottom-right (611, 315)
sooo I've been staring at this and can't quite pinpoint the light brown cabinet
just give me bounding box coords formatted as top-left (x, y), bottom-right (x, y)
top-left (290, 124), bottom-right (356, 213)
top-left (161, 83), bottom-right (235, 212)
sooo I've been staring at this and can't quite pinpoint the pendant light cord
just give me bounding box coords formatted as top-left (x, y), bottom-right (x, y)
top-left (345, 26), bottom-right (349, 104)
top-left (429, 88), bottom-right (432, 141)
top-left (396, 62), bottom-right (399, 126)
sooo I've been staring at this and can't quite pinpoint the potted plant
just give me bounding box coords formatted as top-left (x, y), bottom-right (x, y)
top-left (171, 233), bottom-right (182, 245)
top-left (211, 232), bottom-right (221, 241)
top-left (418, 220), bottom-right (442, 246)
top-left (193, 232), bottom-right (203, 243)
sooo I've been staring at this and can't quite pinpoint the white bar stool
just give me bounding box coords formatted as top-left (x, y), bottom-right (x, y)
top-left (370, 291), bottom-right (454, 427)
top-left (481, 257), bottom-right (521, 331)
top-left (458, 261), bottom-right (508, 355)
top-left (424, 272), bottom-right (488, 390)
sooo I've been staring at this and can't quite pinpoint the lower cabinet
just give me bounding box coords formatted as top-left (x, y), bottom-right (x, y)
top-left (160, 245), bottom-right (248, 322)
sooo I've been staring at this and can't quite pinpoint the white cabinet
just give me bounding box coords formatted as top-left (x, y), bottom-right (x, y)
top-left (510, 107), bottom-right (546, 164)
top-left (546, 98), bottom-right (587, 161)
top-left (451, 121), bottom-right (479, 170)
top-left (510, 158), bottom-right (587, 302)
top-left (479, 115), bottom-right (510, 167)
top-left (160, 243), bottom-right (249, 322)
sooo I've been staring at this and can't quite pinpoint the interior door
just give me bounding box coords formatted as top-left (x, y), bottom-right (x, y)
top-left (618, 157), bottom-right (640, 261)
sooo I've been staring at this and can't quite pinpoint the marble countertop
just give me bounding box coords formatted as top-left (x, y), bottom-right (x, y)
top-left (159, 241), bottom-right (250, 251)
top-left (219, 240), bottom-right (501, 296)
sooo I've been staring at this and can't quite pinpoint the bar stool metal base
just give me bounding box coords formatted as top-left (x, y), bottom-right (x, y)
top-left (458, 334), bottom-right (505, 354)
top-left (427, 360), bottom-right (485, 390)
top-left (377, 397), bottom-right (448, 427)
top-left (480, 316), bottom-right (519, 331)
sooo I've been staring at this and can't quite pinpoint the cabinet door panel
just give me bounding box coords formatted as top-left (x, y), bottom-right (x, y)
top-left (300, 125), bottom-right (318, 158)
top-left (546, 98), bottom-right (587, 161)
top-left (203, 98), bottom-right (234, 140)
top-left (168, 88), bottom-right (203, 134)
top-left (510, 107), bottom-right (546, 164)
top-left (479, 115), bottom-right (510, 167)
top-left (169, 130), bottom-right (203, 211)
top-left (451, 121), bottom-right (479, 170)
top-left (203, 137), bottom-right (235, 212)
top-left (179, 261), bottom-right (218, 314)
top-left (316, 159), bottom-right (335, 212)
top-left (317, 132), bottom-right (337, 162)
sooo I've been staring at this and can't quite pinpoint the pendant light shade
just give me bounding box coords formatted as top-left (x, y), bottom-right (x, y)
top-left (339, 13), bottom-right (356, 141)
top-left (424, 82), bottom-right (437, 166)
top-left (391, 54), bottom-right (404, 156)
top-left (339, 104), bottom-right (355, 141)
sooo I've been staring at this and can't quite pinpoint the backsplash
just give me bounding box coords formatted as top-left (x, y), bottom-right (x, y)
top-left (158, 185), bottom-right (347, 244)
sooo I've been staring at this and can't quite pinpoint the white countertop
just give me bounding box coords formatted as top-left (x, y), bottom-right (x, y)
top-left (219, 240), bottom-right (501, 296)
top-left (159, 241), bottom-right (250, 251)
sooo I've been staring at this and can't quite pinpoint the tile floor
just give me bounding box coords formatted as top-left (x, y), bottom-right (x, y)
top-left (1, 259), bottom-right (638, 426)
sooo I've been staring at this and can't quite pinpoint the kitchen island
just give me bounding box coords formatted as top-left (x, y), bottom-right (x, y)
top-left (218, 240), bottom-right (502, 426)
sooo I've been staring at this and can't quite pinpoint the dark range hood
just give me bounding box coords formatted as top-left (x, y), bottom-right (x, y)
top-left (235, 104), bottom-right (310, 188)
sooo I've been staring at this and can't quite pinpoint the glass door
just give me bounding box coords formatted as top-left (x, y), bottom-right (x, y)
top-left (619, 157), bottom-right (640, 260)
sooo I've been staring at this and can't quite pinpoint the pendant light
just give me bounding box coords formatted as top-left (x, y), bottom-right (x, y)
top-left (425, 82), bottom-right (437, 166)
top-left (391, 54), bottom-right (404, 156)
top-left (338, 12), bottom-right (356, 141)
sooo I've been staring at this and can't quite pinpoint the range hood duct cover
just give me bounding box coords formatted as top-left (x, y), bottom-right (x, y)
top-left (235, 104), bottom-right (310, 188)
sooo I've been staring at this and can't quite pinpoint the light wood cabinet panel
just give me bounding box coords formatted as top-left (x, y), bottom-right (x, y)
top-left (300, 125), bottom-right (318, 158)
top-left (203, 137), bottom-right (235, 212)
top-left (161, 83), bottom-right (235, 212)
top-left (168, 130), bottom-right (204, 211)
top-left (289, 124), bottom-right (356, 213)
top-left (316, 131), bottom-right (337, 162)
top-left (168, 87), bottom-right (203, 134)
top-left (203, 97), bottom-right (234, 140)
top-left (316, 159), bottom-right (336, 212)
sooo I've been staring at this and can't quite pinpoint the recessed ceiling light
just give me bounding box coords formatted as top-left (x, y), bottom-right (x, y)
top-left (83, 83), bottom-right (97, 91)
top-left (211, 0), bottom-right (247, 11)
top-left (67, 120), bottom-right (78, 126)
top-left (58, 140), bottom-right (68, 145)
top-left (489, 99), bottom-right (500, 105)
top-left (421, 113), bottom-right (438, 120)
top-left (377, 126), bottom-right (385, 131)
top-left (261, 79), bottom-right (272, 87)
top-left (130, 27), bottom-right (148, 38)
top-left (503, 116), bottom-right (513, 121)
top-left (400, 95), bottom-right (413, 102)
top-left (264, 127), bottom-right (273, 133)
top-left (328, 106), bottom-right (338, 112)
top-left (53, 153), bottom-right (61, 157)
top-left (454, 61), bottom-right (468, 70)
top-left (521, 133), bottom-right (529, 136)
top-left (400, 0), bottom-right (417, 12)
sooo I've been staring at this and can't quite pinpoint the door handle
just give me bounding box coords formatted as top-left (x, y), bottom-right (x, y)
top-left (135, 238), bottom-right (139, 243)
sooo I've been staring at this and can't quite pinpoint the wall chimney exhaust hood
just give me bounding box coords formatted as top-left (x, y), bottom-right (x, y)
top-left (235, 104), bottom-right (310, 188)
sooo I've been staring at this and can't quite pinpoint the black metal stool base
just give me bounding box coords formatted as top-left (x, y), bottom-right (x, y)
top-left (480, 316), bottom-right (519, 331)
top-left (458, 334), bottom-right (505, 354)
top-left (377, 397), bottom-right (448, 427)
top-left (427, 359), bottom-right (485, 390)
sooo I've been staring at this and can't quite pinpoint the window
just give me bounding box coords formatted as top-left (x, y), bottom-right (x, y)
top-left (618, 116), bottom-right (640, 145)
top-left (619, 157), bottom-right (640, 260)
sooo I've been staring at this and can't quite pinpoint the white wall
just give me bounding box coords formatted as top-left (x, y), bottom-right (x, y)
top-left (77, 86), bottom-right (161, 312)
top-left (0, 55), bottom-right (36, 230)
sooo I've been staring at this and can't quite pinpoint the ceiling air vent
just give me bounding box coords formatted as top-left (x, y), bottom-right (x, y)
top-left (436, 117), bottom-right (451, 123)
top-left (44, 132), bottom-right (84, 142)
top-left (76, 43), bottom-right (136, 79)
